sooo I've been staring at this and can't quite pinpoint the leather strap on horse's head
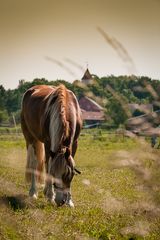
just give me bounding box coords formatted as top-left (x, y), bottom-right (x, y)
top-left (50, 146), bottom-right (70, 160)
top-left (50, 147), bottom-right (81, 174)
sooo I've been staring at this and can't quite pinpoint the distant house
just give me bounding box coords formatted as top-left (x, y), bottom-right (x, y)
top-left (126, 104), bottom-right (160, 134)
top-left (79, 96), bottom-right (105, 125)
top-left (128, 103), bottom-right (153, 116)
top-left (78, 68), bottom-right (105, 126)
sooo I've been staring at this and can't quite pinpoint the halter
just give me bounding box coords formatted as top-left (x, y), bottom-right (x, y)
top-left (53, 166), bottom-right (81, 192)
top-left (53, 183), bottom-right (69, 192)
top-left (49, 148), bottom-right (81, 176)
top-left (50, 149), bottom-right (65, 159)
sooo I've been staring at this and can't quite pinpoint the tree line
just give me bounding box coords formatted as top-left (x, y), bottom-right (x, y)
top-left (0, 75), bottom-right (160, 127)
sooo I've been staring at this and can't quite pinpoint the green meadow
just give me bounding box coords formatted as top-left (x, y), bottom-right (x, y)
top-left (0, 130), bottom-right (160, 240)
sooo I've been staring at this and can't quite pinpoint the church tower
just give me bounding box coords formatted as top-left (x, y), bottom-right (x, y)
top-left (81, 68), bottom-right (93, 85)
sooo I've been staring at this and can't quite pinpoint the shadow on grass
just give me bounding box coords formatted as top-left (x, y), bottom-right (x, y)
top-left (0, 194), bottom-right (28, 211)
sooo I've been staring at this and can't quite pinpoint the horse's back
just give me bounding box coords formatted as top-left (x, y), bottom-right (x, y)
top-left (21, 85), bottom-right (56, 141)
top-left (22, 85), bottom-right (55, 105)
top-left (21, 84), bottom-right (82, 144)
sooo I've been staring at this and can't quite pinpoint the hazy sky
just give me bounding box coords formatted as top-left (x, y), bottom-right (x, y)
top-left (0, 0), bottom-right (160, 89)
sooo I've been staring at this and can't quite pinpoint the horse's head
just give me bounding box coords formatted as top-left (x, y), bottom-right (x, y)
top-left (49, 147), bottom-right (80, 207)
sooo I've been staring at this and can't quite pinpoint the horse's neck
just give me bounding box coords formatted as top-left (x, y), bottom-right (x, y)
top-left (49, 86), bottom-right (69, 152)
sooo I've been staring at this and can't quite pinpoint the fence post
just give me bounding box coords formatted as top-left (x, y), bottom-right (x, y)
top-left (12, 113), bottom-right (18, 138)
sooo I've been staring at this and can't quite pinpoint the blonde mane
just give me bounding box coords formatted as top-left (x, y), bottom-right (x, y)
top-left (49, 85), bottom-right (69, 152)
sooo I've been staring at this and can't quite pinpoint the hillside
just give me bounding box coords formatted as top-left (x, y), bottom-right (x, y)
top-left (0, 75), bottom-right (160, 127)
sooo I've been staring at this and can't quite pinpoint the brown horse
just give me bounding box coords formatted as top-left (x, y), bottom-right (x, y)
top-left (21, 84), bottom-right (82, 207)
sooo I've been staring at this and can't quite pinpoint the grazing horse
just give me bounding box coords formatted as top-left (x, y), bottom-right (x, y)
top-left (21, 84), bottom-right (82, 207)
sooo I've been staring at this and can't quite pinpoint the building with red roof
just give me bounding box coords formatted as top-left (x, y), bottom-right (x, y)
top-left (79, 69), bottom-right (105, 125)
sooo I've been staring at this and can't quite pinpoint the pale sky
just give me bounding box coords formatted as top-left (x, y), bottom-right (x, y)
top-left (0, 0), bottom-right (160, 89)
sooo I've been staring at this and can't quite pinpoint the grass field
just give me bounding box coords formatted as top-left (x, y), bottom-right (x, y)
top-left (0, 130), bottom-right (160, 240)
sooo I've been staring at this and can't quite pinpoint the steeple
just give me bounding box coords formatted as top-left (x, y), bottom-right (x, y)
top-left (81, 68), bottom-right (93, 85)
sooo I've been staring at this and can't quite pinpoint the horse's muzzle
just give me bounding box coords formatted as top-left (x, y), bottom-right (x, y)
top-left (54, 190), bottom-right (68, 206)
top-left (53, 184), bottom-right (73, 207)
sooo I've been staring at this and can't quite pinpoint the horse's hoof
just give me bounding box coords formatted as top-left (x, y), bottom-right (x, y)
top-left (48, 197), bottom-right (55, 205)
top-left (29, 193), bottom-right (38, 200)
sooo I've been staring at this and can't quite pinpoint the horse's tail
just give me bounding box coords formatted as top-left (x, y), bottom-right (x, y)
top-left (48, 84), bottom-right (69, 152)
top-left (25, 141), bottom-right (45, 183)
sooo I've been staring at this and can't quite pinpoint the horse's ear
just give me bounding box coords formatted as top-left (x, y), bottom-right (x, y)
top-left (65, 147), bottom-right (71, 160)
top-left (65, 148), bottom-right (75, 170)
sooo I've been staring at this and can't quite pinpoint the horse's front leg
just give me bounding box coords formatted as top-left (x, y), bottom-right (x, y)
top-left (29, 170), bottom-right (38, 199)
top-left (43, 157), bottom-right (55, 203)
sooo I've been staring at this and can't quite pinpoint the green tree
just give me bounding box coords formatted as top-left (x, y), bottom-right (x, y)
top-left (0, 85), bottom-right (6, 110)
top-left (107, 98), bottom-right (129, 127)
top-left (0, 110), bottom-right (8, 124)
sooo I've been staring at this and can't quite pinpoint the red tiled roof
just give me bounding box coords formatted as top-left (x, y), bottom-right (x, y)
top-left (79, 96), bottom-right (103, 112)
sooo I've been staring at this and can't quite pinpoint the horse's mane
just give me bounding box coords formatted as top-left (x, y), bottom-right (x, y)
top-left (47, 85), bottom-right (69, 152)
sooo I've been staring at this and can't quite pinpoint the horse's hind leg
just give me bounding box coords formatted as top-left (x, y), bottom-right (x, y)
top-left (26, 143), bottom-right (38, 199)
top-left (35, 141), bottom-right (45, 184)
top-left (21, 114), bottom-right (45, 199)
top-left (21, 114), bottom-right (38, 198)
top-left (26, 141), bottom-right (45, 199)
